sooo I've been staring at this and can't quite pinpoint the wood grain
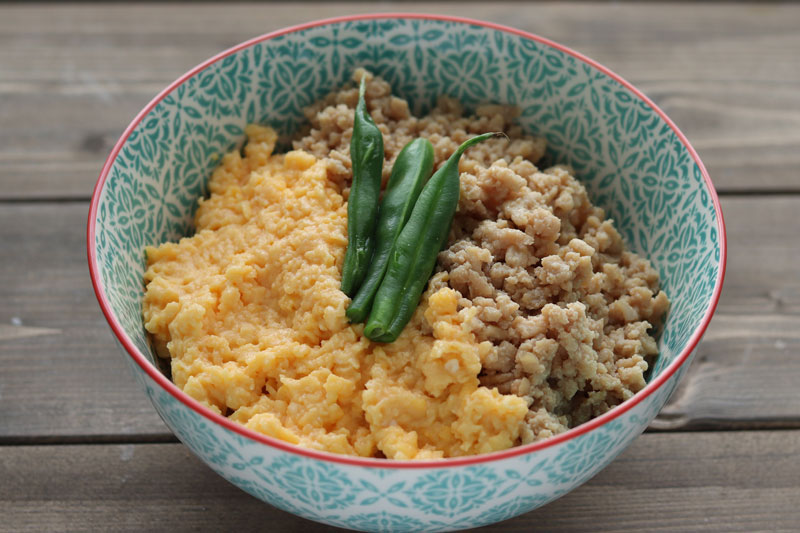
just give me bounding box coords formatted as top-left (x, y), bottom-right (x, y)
top-left (1, 2), bottom-right (798, 199)
top-left (1, 431), bottom-right (798, 532)
top-left (0, 195), bottom-right (797, 440)
top-left (662, 195), bottom-right (800, 429)
top-left (0, 203), bottom-right (168, 440)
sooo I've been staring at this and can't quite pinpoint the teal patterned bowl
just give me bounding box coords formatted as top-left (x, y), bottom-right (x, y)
top-left (87, 14), bottom-right (726, 532)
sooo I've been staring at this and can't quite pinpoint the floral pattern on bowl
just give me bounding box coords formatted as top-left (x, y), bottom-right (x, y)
top-left (89, 14), bottom-right (725, 532)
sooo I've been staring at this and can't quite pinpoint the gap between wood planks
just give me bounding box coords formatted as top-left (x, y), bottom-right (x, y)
top-left (0, 197), bottom-right (91, 204)
top-left (0, 190), bottom-right (796, 205)
top-left (0, 434), bottom-right (180, 447)
top-left (4, 426), bottom-right (800, 448)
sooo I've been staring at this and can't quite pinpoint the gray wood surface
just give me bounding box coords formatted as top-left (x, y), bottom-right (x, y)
top-left (1, 2), bottom-right (798, 531)
top-left (2, 431), bottom-right (799, 532)
top-left (3, 197), bottom-right (798, 440)
top-left (0, 203), bottom-right (169, 440)
top-left (1, 3), bottom-right (798, 199)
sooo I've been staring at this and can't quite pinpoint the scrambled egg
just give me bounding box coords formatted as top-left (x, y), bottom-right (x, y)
top-left (143, 125), bottom-right (528, 459)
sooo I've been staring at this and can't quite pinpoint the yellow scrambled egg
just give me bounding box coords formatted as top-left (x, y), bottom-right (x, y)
top-left (143, 125), bottom-right (528, 459)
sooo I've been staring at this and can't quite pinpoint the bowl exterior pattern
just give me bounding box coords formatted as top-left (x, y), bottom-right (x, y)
top-left (127, 347), bottom-right (690, 532)
top-left (93, 16), bottom-right (720, 532)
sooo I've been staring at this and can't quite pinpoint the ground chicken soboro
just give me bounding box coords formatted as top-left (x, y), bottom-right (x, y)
top-left (143, 69), bottom-right (668, 459)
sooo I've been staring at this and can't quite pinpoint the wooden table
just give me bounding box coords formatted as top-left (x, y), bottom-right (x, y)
top-left (1, 3), bottom-right (798, 531)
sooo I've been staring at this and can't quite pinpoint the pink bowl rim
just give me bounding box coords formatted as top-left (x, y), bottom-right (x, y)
top-left (87, 13), bottom-right (727, 469)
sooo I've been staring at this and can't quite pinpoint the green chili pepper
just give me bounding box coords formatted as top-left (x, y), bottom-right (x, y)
top-left (346, 138), bottom-right (435, 323)
top-left (340, 76), bottom-right (385, 296)
top-left (364, 132), bottom-right (499, 342)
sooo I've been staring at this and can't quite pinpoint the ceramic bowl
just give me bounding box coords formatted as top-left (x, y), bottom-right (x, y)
top-left (87, 14), bottom-right (726, 532)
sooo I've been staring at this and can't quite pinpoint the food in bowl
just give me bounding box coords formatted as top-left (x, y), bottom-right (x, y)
top-left (142, 69), bottom-right (669, 460)
top-left (90, 14), bottom-right (724, 529)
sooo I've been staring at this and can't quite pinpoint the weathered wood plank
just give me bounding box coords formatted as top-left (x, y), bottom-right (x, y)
top-left (0, 203), bottom-right (169, 439)
top-left (0, 3), bottom-right (798, 198)
top-left (1, 431), bottom-right (798, 532)
top-left (659, 195), bottom-right (800, 430)
top-left (0, 195), bottom-right (797, 439)
top-left (653, 314), bottom-right (800, 430)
